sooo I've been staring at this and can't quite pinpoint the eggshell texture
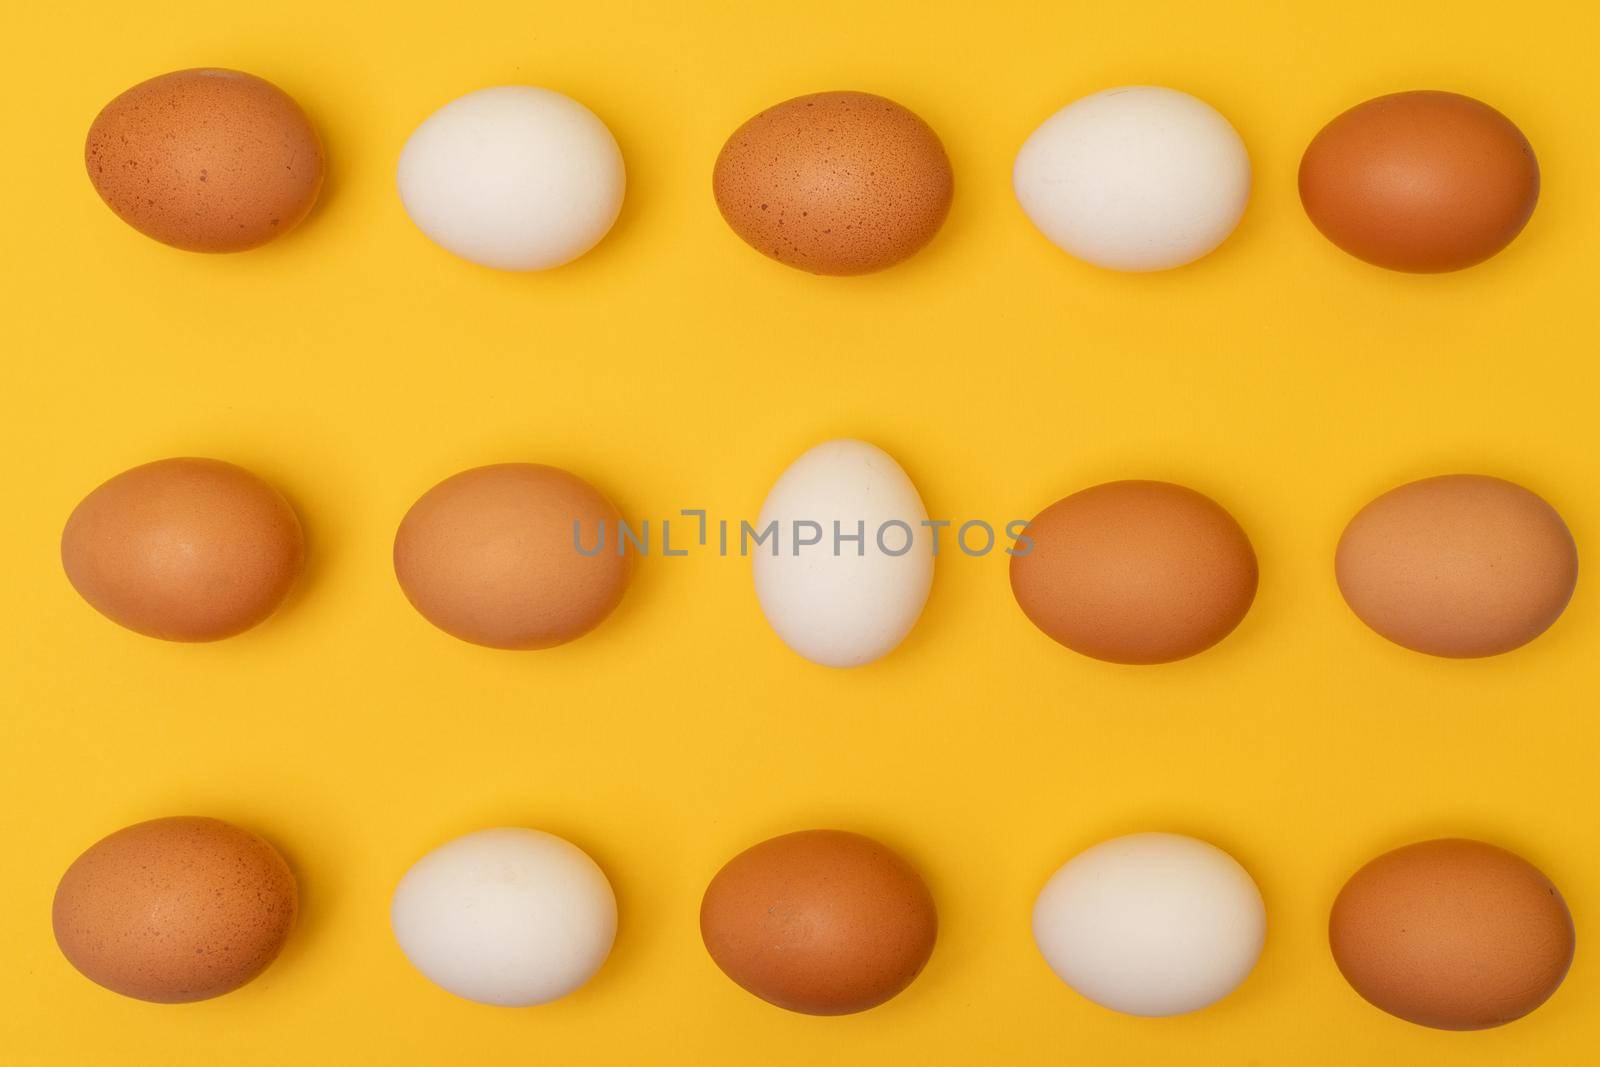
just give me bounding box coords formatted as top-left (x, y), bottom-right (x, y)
top-left (60, 457), bottom-right (305, 641)
top-left (712, 91), bottom-right (953, 275)
top-left (393, 463), bottom-right (631, 649)
top-left (1013, 86), bottom-right (1251, 271)
top-left (397, 86), bottom-right (625, 271)
top-left (1299, 91), bottom-right (1538, 272)
top-left (85, 68), bottom-right (324, 252)
top-left (700, 830), bottom-right (937, 1015)
top-left (1009, 480), bottom-right (1257, 664)
top-left (391, 828), bottom-right (617, 1006)
top-left (752, 439), bottom-right (934, 667)
top-left (1330, 839), bottom-right (1574, 1030)
top-left (1033, 833), bottom-right (1266, 1017)
top-left (1336, 474), bottom-right (1577, 657)
top-left (52, 817), bottom-right (297, 1003)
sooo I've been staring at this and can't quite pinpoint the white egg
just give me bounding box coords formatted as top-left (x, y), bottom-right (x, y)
top-left (397, 86), bottom-right (625, 271)
top-left (1013, 86), bottom-right (1250, 271)
top-left (1032, 832), bottom-right (1265, 1016)
top-left (752, 439), bottom-right (934, 668)
top-left (391, 827), bottom-right (617, 1006)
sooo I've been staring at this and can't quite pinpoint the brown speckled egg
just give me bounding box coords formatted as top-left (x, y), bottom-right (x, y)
top-left (85, 68), bottom-right (324, 252)
top-left (700, 829), bottom-right (937, 1015)
top-left (61, 457), bottom-right (305, 641)
top-left (393, 463), bottom-right (632, 650)
top-left (53, 816), bottom-right (298, 1003)
top-left (712, 91), bottom-right (953, 275)
top-left (1009, 480), bottom-right (1258, 664)
top-left (1336, 475), bottom-right (1577, 657)
top-left (1330, 839), bottom-right (1574, 1030)
top-left (1299, 91), bottom-right (1538, 272)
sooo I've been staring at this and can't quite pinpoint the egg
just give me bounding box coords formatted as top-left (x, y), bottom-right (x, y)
top-left (397, 86), bottom-right (625, 270)
top-left (393, 463), bottom-right (632, 650)
top-left (85, 69), bottom-right (323, 252)
top-left (752, 439), bottom-right (934, 667)
top-left (1299, 91), bottom-right (1539, 272)
top-left (52, 817), bottom-right (297, 1003)
top-left (391, 828), bottom-right (617, 1006)
top-left (1009, 480), bottom-right (1257, 664)
top-left (700, 829), bottom-right (937, 1015)
top-left (1032, 832), bottom-right (1266, 1017)
top-left (61, 457), bottom-right (305, 641)
top-left (1330, 839), bottom-right (1574, 1030)
top-left (1336, 474), bottom-right (1577, 657)
top-left (1013, 86), bottom-right (1250, 271)
top-left (712, 91), bottom-right (953, 275)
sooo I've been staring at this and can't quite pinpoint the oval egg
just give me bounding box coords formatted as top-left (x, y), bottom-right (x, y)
top-left (52, 816), bottom-right (298, 1003)
top-left (752, 439), bottom-right (934, 667)
top-left (1336, 474), bottom-right (1577, 657)
top-left (1330, 838), bottom-right (1574, 1029)
top-left (700, 829), bottom-right (938, 1015)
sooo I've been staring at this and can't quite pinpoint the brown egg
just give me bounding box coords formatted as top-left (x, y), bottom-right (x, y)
top-left (712, 91), bottom-right (953, 275)
top-left (394, 463), bottom-right (631, 650)
top-left (53, 816), bottom-right (298, 1003)
top-left (1299, 91), bottom-right (1538, 272)
top-left (1336, 475), bottom-right (1577, 657)
top-left (85, 68), bottom-right (324, 252)
top-left (61, 457), bottom-right (305, 641)
top-left (1330, 839), bottom-right (1574, 1030)
top-left (700, 829), bottom-right (937, 1015)
top-left (1009, 480), bottom-right (1258, 664)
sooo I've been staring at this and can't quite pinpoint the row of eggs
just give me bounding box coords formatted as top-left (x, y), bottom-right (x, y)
top-left (88, 69), bottom-right (1541, 274)
top-left (61, 443), bottom-right (1579, 663)
top-left (53, 815), bottom-right (1574, 1031)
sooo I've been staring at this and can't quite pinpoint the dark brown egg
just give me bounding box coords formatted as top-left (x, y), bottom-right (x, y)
top-left (53, 817), bottom-right (298, 1003)
top-left (85, 68), bottom-right (324, 252)
top-left (700, 829), bottom-right (937, 1015)
top-left (1330, 839), bottom-right (1574, 1030)
top-left (1336, 474), bottom-right (1577, 657)
top-left (712, 91), bottom-right (953, 275)
top-left (1299, 91), bottom-right (1538, 272)
top-left (61, 457), bottom-right (305, 641)
top-left (1009, 480), bottom-right (1258, 664)
top-left (393, 463), bottom-right (632, 650)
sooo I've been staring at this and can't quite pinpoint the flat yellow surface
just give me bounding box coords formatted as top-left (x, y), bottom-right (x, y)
top-left (3, 1), bottom-right (1597, 1063)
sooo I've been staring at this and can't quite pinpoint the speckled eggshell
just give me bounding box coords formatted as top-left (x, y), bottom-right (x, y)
top-left (1009, 480), bottom-right (1258, 664)
top-left (1299, 91), bottom-right (1538, 272)
top-left (61, 457), bottom-right (306, 641)
top-left (1336, 474), bottom-right (1577, 657)
top-left (85, 68), bottom-right (324, 252)
top-left (712, 91), bottom-right (953, 275)
top-left (52, 816), bottom-right (298, 1003)
top-left (393, 463), bottom-right (632, 650)
top-left (700, 829), bottom-right (937, 1015)
top-left (1330, 839), bottom-right (1574, 1030)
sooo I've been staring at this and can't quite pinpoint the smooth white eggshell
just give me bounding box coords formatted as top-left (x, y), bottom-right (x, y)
top-left (1032, 832), bottom-right (1265, 1016)
top-left (1013, 86), bottom-right (1250, 271)
top-left (391, 827), bottom-right (617, 1006)
top-left (397, 86), bottom-right (625, 271)
top-left (753, 439), bottom-right (934, 668)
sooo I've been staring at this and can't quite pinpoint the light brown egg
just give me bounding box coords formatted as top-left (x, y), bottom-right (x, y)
top-left (700, 829), bottom-right (937, 1015)
top-left (85, 68), bottom-right (324, 252)
top-left (53, 816), bottom-right (298, 1003)
top-left (1330, 839), bottom-right (1574, 1030)
top-left (1336, 474), bottom-right (1577, 657)
top-left (61, 457), bottom-right (305, 641)
top-left (393, 463), bottom-right (632, 650)
top-left (1009, 480), bottom-right (1258, 664)
top-left (712, 91), bottom-right (953, 275)
top-left (1299, 91), bottom-right (1538, 272)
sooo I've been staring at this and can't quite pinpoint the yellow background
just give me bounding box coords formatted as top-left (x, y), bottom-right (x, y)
top-left (3, 1), bottom-right (1597, 1062)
